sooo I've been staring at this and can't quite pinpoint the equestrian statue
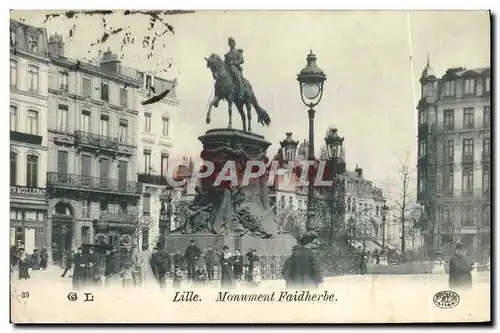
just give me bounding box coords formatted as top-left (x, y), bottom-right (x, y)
top-left (204, 37), bottom-right (271, 132)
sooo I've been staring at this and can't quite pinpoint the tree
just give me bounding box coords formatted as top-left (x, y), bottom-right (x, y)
top-left (126, 207), bottom-right (153, 251)
top-left (389, 153), bottom-right (415, 261)
top-left (275, 205), bottom-right (306, 239)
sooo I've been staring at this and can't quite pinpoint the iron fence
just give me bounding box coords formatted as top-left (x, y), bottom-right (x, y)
top-left (47, 172), bottom-right (140, 195)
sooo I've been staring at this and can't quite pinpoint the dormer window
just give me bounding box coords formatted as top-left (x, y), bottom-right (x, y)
top-left (60, 71), bottom-right (69, 91)
top-left (464, 78), bottom-right (475, 95)
top-left (145, 74), bottom-right (153, 90)
top-left (423, 82), bottom-right (434, 97)
top-left (28, 34), bottom-right (38, 53)
top-left (442, 80), bottom-right (455, 97)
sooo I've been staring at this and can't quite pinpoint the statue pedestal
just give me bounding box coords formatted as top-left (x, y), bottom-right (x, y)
top-left (165, 128), bottom-right (295, 255)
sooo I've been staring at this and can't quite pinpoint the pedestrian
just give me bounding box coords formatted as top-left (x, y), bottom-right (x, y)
top-left (11, 245), bottom-right (19, 273)
top-left (31, 249), bottom-right (40, 271)
top-left (130, 246), bottom-right (142, 286)
top-left (104, 249), bottom-right (121, 288)
top-left (72, 247), bottom-right (86, 290)
top-left (40, 248), bottom-right (49, 270)
top-left (158, 246), bottom-right (172, 288)
top-left (219, 245), bottom-right (235, 289)
top-left (205, 245), bottom-right (216, 281)
top-left (173, 249), bottom-right (184, 270)
top-left (193, 256), bottom-right (208, 287)
top-left (245, 248), bottom-right (259, 282)
top-left (232, 249), bottom-right (243, 281)
top-left (172, 265), bottom-right (183, 289)
top-left (449, 242), bottom-right (473, 290)
top-left (61, 249), bottom-right (74, 278)
top-left (86, 246), bottom-right (101, 287)
top-left (139, 245), bottom-right (155, 286)
top-left (17, 248), bottom-right (31, 280)
top-left (185, 240), bottom-right (201, 281)
top-left (358, 246), bottom-right (368, 275)
top-left (150, 247), bottom-right (161, 282)
top-left (281, 234), bottom-right (323, 289)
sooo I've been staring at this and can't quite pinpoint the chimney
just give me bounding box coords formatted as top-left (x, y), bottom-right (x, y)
top-left (100, 48), bottom-right (121, 73)
top-left (48, 33), bottom-right (65, 57)
top-left (355, 164), bottom-right (363, 178)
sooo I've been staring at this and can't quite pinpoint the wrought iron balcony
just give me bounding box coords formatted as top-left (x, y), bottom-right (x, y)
top-left (137, 173), bottom-right (168, 186)
top-left (47, 172), bottom-right (139, 196)
top-left (99, 212), bottom-right (137, 224)
top-left (441, 188), bottom-right (490, 200)
top-left (74, 131), bottom-right (136, 152)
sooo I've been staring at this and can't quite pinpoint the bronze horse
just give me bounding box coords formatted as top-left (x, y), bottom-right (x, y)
top-left (204, 53), bottom-right (271, 132)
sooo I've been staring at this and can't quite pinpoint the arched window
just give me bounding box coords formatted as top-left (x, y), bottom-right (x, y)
top-left (28, 65), bottom-right (39, 93)
top-left (10, 60), bottom-right (17, 87)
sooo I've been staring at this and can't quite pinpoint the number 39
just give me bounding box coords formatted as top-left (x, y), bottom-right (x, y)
top-left (20, 292), bottom-right (30, 298)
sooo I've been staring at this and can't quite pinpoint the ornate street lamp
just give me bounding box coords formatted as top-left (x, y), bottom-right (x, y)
top-left (381, 204), bottom-right (389, 248)
top-left (280, 132), bottom-right (299, 162)
top-left (297, 50), bottom-right (327, 236)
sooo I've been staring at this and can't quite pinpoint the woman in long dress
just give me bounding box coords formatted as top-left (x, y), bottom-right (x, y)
top-left (138, 246), bottom-right (156, 286)
top-left (219, 246), bottom-right (235, 289)
top-left (18, 249), bottom-right (31, 280)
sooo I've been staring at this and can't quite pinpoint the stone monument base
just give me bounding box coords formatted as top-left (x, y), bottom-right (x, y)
top-left (165, 232), bottom-right (297, 255)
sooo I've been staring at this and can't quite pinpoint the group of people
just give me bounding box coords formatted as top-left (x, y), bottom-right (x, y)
top-left (10, 245), bottom-right (49, 280)
top-left (57, 240), bottom-right (262, 290)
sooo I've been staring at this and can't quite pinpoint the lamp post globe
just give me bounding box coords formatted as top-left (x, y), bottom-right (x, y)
top-left (297, 50), bottom-right (327, 108)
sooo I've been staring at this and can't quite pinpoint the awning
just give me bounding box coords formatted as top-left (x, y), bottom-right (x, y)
top-left (10, 202), bottom-right (48, 210)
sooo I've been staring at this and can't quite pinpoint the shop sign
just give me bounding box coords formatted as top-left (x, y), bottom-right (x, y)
top-left (10, 185), bottom-right (46, 197)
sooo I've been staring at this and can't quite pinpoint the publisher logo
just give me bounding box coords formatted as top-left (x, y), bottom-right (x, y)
top-left (433, 290), bottom-right (460, 309)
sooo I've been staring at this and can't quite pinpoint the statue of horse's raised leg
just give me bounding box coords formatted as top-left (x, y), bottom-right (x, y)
top-left (206, 95), bottom-right (221, 125)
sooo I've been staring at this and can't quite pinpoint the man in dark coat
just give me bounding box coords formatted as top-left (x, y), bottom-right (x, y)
top-left (40, 248), bottom-right (49, 270)
top-left (232, 249), bottom-right (244, 280)
top-left (86, 246), bottom-right (101, 287)
top-left (219, 245), bottom-right (235, 289)
top-left (61, 249), bottom-right (74, 278)
top-left (158, 247), bottom-right (172, 288)
top-left (184, 240), bottom-right (201, 281)
top-left (72, 247), bottom-right (87, 290)
top-left (358, 246), bottom-right (368, 275)
top-left (282, 236), bottom-right (323, 289)
top-left (245, 248), bottom-right (259, 282)
top-left (449, 242), bottom-right (473, 289)
top-left (205, 245), bottom-right (217, 281)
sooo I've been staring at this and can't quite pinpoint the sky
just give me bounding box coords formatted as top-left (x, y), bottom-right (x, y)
top-left (10, 10), bottom-right (490, 200)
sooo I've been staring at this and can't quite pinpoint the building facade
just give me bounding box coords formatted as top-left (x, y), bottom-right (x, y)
top-left (416, 59), bottom-right (491, 257)
top-left (136, 71), bottom-right (180, 248)
top-left (10, 20), bottom-right (50, 254)
top-left (46, 36), bottom-right (142, 262)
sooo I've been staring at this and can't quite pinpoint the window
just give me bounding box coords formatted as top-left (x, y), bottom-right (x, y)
top-left (418, 141), bottom-right (427, 158)
top-left (463, 108), bottom-right (474, 129)
top-left (423, 82), bottom-right (434, 97)
top-left (57, 151), bottom-right (68, 174)
top-left (10, 60), bottom-right (17, 87)
top-left (482, 165), bottom-right (490, 194)
top-left (57, 104), bottom-right (68, 132)
top-left (288, 196), bottom-right (294, 208)
top-left (120, 89), bottom-right (128, 107)
top-left (143, 193), bottom-right (151, 215)
top-left (485, 76), bottom-right (490, 92)
top-left (161, 155), bottom-right (169, 177)
top-left (461, 205), bottom-right (473, 227)
top-left (60, 72), bottom-right (69, 91)
top-left (144, 113), bottom-right (151, 133)
top-left (464, 78), bottom-right (475, 95)
top-left (418, 110), bottom-right (427, 124)
top-left (10, 152), bottom-right (17, 185)
top-left (483, 106), bottom-right (490, 127)
top-left (27, 110), bottom-right (38, 135)
top-left (10, 30), bottom-right (16, 47)
top-left (26, 155), bottom-right (38, 187)
top-left (10, 106), bottom-right (17, 131)
top-left (443, 80), bottom-right (455, 97)
top-left (81, 110), bottom-right (90, 133)
top-left (443, 109), bottom-right (454, 130)
top-left (100, 114), bottom-right (109, 137)
top-left (444, 165), bottom-right (454, 193)
top-left (441, 206), bottom-right (453, 224)
top-left (144, 150), bottom-right (151, 173)
top-left (101, 82), bottom-right (109, 101)
top-left (28, 35), bottom-right (38, 53)
top-left (483, 138), bottom-right (490, 157)
top-left (444, 140), bottom-right (454, 161)
top-left (462, 164), bottom-right (474, 194)
top-left (82, 77), bottom-right (91, 98)
top-left (418, 172), bottom-right (426, 194)
top-left (162, 117), bottom-right (170, 136)
top-left (463, 138), bottom-right (474, 158)
top-left (28, 65), bottom-right (39, 93)
top-left (298, 200), bottom-right (303, 210)
top-left (99, 201), bottom-right (108, 212)
top-left (81, 227), bottom-right (91, 244)
top-left (81, 155), bottom-right (91, 177)
top-left (145, 75), bottom-right (152, 90)
top-left (118, 119), bottom-right (128, 143)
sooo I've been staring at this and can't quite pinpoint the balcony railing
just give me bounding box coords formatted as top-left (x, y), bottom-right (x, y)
top-left (74, 131), bottom-right (135, 150)
top-left (47, 172), bottom-right (139, 195)
top-left (99, 212), bottom-right (136, 224)
top-left (461, 154), bottom-right (474, 164)
top-left (441, 188), bottom-right (490, 199)
top-left (137, 173), bottom-right (168, 185)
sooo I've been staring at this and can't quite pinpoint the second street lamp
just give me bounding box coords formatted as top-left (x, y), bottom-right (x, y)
top-left (297, 50), bottom-right (327, 237)
top-left (381, 204), bottom-right (389, 248)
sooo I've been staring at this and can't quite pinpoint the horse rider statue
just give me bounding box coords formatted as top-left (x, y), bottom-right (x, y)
top-left (224, 37), bottom-right (245, 100)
